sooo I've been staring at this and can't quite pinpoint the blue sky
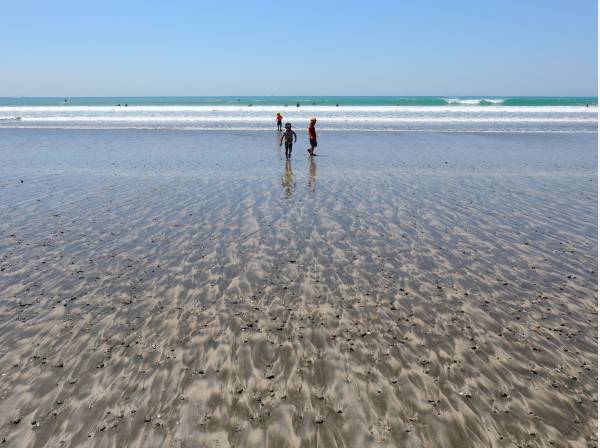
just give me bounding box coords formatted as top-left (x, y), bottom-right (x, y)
top-left (1, 0), bottom-right (597, 96)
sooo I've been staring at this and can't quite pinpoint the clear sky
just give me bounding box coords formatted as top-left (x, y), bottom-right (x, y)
top-left (1, 0), bottom-right (597, 96)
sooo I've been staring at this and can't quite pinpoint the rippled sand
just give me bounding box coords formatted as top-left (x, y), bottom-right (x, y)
top-left (0, 130), bottom-right (597, 447)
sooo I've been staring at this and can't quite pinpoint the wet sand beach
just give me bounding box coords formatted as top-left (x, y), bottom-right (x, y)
top-left (0, 129), bottom-right (597, 447)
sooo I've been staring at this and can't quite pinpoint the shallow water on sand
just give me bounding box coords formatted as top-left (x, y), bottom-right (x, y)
top-left (0, 130), bottom-right (597, 447)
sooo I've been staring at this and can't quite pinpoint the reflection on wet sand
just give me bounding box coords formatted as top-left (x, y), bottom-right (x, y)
top-left (281, 159), bottom-right (295, 198)
top-left (0, 129), bottom-right (596, 448)
top-left (308, 157), bottom-right (317, 192)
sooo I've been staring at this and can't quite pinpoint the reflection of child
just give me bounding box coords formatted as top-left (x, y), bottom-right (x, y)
top-left (308, 157), bottom-right (317, 192)
top-left (281, 159), bottom-right (295, 197)
top-left (307, 118), bottom-right (317, 156)
top-left (276, 113), bottom-right (283, 131)
top-left (279, 123), bottom-right (297, 159)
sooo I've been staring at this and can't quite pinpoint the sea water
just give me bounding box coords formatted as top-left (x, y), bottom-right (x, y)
top-left (0, 96), bottom-right (596, 132)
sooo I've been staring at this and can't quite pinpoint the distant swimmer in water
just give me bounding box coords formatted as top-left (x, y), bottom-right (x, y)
top-left (307, 118), bottom-right (318, 156)
top-left (64, 98), bottom-right (68, 103)
top-left (276, 112), bottom-right (283, 131)
top-left (124, 104), bottom-right (128, 107)
top-left (297, 102), bottom-right (300, 108)
top-left (336, 103), bottom-right (339, 107)
top-left (116, 103), bottom-right (121, 106)
top-left (248, 104), bottom-right (253, 107)
top-left (279, 122), bottom-right (297, 159)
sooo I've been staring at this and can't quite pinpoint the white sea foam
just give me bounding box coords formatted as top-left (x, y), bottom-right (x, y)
top-left (16, 116), bottom-right (596, 123)
top-left (0, 104), bottom-right (596, 132)
top-left (2, 124), bottom-right (595, 133)
top-left (445, 98), bottom-right (505, 105)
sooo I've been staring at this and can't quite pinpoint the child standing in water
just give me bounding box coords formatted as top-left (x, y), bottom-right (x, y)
top-left (276, 113), bottom-right (283, 131)
top-left (307, 118), bottom-right (318, 156)
top-left (279, 122), bottom-right (297, 159)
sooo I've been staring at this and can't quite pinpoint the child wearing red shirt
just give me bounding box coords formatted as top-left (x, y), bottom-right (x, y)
top-left (307, 118), bottom-right (317, 156)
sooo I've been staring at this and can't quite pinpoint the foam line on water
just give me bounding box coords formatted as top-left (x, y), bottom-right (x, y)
top-left (14, 116), bottom-right (597, 123)
top-left (1, 124), bottom-right (595, 133)
top-left (0, 104), bottom-right (595, 132)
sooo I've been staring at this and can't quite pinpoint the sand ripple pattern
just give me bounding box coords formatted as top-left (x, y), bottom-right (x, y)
top-left (0, 130), bottom-right (597, 447)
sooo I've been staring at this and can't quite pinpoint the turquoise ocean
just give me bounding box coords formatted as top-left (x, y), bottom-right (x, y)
top-left (0, 96), bottom-right (596, 107)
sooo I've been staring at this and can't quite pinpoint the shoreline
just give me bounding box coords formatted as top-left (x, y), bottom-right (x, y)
top-left (0, 126), bottom-right (597, 134)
